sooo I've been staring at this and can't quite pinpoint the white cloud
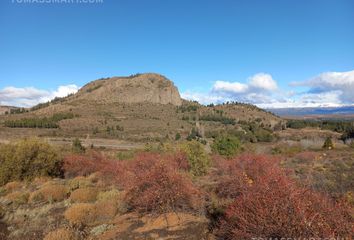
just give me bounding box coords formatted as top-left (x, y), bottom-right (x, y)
top-left (208, 73), bottom-right (279, 104)
top-left (249, 73), bottom-right (278, 91)
top-left (257, 91), bottom-right (343, 109)
top-left (52, 85), bottom-right (79, 98)
top-left (212, 81), bottom-right (248, 94)
top-left (211, 73), bottom-right (277, 97)
top-left (182, 70), bottom-right (354, 108)
top-left (181, 91), bottom-right (228, 105)
top-left (291, 70), bottom-right (354, 104)
top-left (0, 84), bottom-right (79, 107)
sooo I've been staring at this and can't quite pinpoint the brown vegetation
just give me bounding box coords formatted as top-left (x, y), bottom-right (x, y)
top-left (29, 184), bottom-right (68, 203)
top-left (43, 228), bottom-right (77, 240)
top-left (69, 187), bottom-right (98, 203)
top-left (64, 203), bottom-right (97, 227)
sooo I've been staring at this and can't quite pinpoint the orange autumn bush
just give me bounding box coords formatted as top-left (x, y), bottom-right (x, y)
top-left (70, 187), bottom-right (98, 203)
top-left (64, 203), bottom-right (97, 227)
top-left (29, 184), bottom-right (68, 203)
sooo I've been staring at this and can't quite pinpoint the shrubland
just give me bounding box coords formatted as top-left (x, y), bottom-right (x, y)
top-left (211, 155), bottom-right (353, 239)
top-left (0, 138), bottom-right (63, 186)
top-left (0, 138), bottom-right (352, 239)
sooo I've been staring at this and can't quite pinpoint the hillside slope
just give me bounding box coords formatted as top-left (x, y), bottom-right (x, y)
top-left (0, 73), bottom-right (284, 141)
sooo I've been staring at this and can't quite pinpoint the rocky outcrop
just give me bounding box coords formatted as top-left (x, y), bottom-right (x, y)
top-left (78, 73), bottom-right (182, 106)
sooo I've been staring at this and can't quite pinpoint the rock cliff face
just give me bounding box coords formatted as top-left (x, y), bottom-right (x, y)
top-left (0, 106), bottom-right (18, 115)
top-left (77, 73), bottom-right (182, 106)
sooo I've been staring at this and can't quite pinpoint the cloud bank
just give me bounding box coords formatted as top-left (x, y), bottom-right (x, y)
top-left (0, 84), bottom-right (79, 107)
top-left (2, 70), bottom-right (353, 109)
top-left (181, 70), bottom-right (354, 108)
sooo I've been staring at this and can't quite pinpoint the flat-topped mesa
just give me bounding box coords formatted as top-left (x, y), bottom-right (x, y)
top-left (78, 73), bottom-right (183, 106)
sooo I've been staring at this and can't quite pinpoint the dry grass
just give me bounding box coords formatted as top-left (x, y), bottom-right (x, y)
top-left (29, 184), bottom-right (68, 203)
top-left (95, 189), bottom-right (127, 221)
top-left (43, 228), bottom-right (77, 240)
top-left (65, 190), bottom-right (125, 227)
top-left (94, 200), bottom-right (121, 222)
top-left (32, 176), bottom-right (52, 186)
top-left (70, 187), bottom-right (98, 203)
top-left (64, 203), bottom-right (97, 226)
top-left (4, 181), bottom-right (22, 192)
top-left (97, 188), bottom-right (121, 202)
top-left (5, 191), bottom-right (29, 205)
top-left (68, 176), bottom-right (93, 191)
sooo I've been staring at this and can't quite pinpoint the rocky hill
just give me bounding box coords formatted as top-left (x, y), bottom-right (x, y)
top-left (76, 73), bottom-right (182, 106)
top-left (0, 73), bottom-right (284, 142)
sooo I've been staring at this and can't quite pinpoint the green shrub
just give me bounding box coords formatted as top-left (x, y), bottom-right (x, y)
top-left (0, 138), bottom-right (62, 186)
top-left (175, 132), bottom-right (181, 141)
top-left (180, 140), bottom-right (210, 176)
top-left (72, 138), bottom-right (85, 153)
top-left (323, 137), bottom-right (334, 150)
top-left (211, 135), bottom-right (241, 157)
top-left (253, 128), bottom-right (274, 142)
top-left (116, 150), bottom-right (135, 160)
top-left (186, 128), bottom-right (199, 141)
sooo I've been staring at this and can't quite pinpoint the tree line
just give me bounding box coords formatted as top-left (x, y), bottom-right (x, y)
top-left (4, 112), bottom-right (75, 129)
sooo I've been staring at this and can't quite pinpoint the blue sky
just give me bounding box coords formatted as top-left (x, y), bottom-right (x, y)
top-left (0, 0), bottom-right (353, 108)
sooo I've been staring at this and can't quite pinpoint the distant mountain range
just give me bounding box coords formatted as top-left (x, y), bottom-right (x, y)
top-left (268, 106), bottom-right (354, 119)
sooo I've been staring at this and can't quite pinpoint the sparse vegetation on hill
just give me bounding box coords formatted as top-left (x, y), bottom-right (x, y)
top-left (30, 94), bottom-right (74, 112)
top-left (199, 114), bottom-right (236, 125)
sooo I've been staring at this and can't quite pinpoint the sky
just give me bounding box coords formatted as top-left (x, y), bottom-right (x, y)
top-left (0, 0), bottom-right (353, 108)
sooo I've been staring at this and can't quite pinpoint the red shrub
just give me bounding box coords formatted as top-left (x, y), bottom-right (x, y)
top-left (168, 151), bottom-right (190, 171)
top-left (124, 154), bottom-right (202, 213)
top-left (63, 150), bottom-right (124, 183)
top-left (63, 151), bottom-right (107, 177)
top-left (216, 157), bottom-right (353, 239)
top-left (214, 154), bottom-right (282, 198)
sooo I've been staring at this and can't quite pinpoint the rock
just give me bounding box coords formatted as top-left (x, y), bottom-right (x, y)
top-left (78, 73), bottom-right (183, 106)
